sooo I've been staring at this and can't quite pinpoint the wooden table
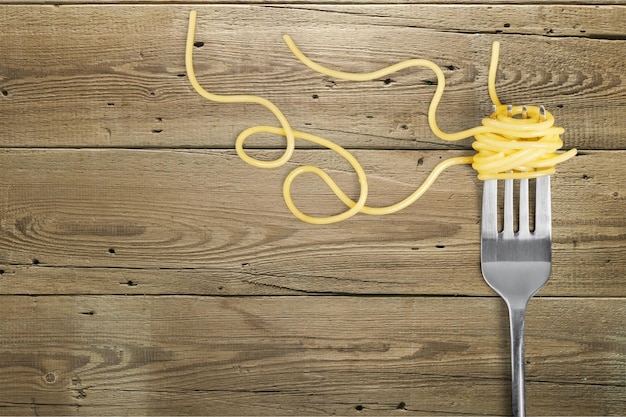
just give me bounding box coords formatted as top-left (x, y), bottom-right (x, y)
top-left (0, 1), bottom-right (624, 415)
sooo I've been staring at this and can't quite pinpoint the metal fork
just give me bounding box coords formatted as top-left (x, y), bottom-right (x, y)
top-left (480, 176), bottom-right (552, 417)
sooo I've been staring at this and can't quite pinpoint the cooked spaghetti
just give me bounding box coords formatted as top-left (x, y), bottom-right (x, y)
top-left (186, 11), bottom-right (576, 224)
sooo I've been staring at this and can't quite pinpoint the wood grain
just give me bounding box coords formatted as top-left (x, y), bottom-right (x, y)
top-left (2, 0), bottom-right (624, 5)
top-left (0, 5), bottom-right (624, 149)
top-left (0, 149), bottom-right (624, 297)
top-left (1, 3), bottom-right (625, 416)
top-left (0, 296), bottom-right (623, 415)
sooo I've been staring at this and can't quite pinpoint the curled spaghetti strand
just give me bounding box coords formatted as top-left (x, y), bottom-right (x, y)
top-left (186, 11), bottom-right (577, 224)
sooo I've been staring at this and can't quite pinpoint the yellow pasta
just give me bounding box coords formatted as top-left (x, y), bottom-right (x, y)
top-left (185, 11), bottom-right (577, 224)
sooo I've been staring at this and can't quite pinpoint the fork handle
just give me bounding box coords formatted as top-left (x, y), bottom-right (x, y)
top-left (508, 305), bottom-right (527, 417)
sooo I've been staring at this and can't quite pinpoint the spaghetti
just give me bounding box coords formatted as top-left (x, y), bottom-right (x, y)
top-left (185, 11), bottom-right (577, 224)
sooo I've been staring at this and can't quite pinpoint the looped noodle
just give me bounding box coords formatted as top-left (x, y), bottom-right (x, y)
top-left (186, 11), bottom-right (576, 224)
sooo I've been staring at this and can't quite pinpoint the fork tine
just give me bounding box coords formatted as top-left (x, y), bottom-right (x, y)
top-left (481, 180), bottom-right (498, 237)
top-left (535, 175), bottom-right (551, 237)
top-left (519, 179), bottom-right (530, 236)
top-left (503, 179), bottom-right (514, 237)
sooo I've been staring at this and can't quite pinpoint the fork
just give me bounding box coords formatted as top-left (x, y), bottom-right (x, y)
top-left (480, 176), bottom-right (552, 417)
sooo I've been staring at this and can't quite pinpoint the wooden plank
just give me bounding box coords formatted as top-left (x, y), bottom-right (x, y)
top-left (2, 0), bottom-right (624, 6)
top-left (0, 5), bottom-right (624, 149)
top-left (0, 296), bottom-right (623, 415)
top-left (1, 149), bottom-right (624, 296)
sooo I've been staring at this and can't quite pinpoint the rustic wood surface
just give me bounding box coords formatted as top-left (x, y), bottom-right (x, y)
top-left (1, 3), bottom-right (624, 416)
top-left (1, 6), bottom-right (625, 149)
top-left (0, 296), bottom-right (623, 415)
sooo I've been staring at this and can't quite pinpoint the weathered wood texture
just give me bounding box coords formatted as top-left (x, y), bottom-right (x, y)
top-left (0, 6), bottom-right (624, 149)
top-left (2, 0), bottom-right (625, 5)
top-left (0, 149), bottom-right (624, 297)
top-left (0, 296), bottom-right (624, 415)
top-left (1, 3), bottom-right (625, 416)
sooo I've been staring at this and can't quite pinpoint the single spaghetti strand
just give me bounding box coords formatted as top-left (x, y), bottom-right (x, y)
top-left (239, 125), bottom-right (371, 224)
top-left (284, 34), bottom-right (486, 142)
top-left (186, 10), bottom-right (295, 169)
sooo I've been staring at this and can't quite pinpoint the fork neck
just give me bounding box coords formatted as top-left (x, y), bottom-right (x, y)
top-left (507, 303), bottom-right (527, 417)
